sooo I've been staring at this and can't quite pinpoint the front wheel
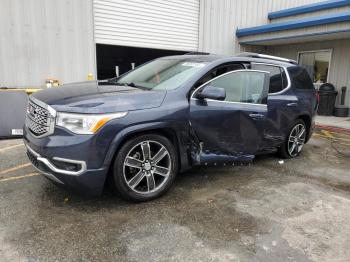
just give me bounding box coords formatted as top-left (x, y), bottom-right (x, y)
top-left (113, 134), bottom-right (178, 202)
top-left (279, 119), bottom-right (307, 159)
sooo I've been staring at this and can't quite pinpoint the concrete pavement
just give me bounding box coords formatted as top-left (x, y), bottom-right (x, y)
top-left (316, 115), bottom-right (350, 130)
top-left (0, 132), bottom-right (349, 262)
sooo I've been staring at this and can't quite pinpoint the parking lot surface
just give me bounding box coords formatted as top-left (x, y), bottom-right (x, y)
top-left (1, 130), bottom-right (350, 262)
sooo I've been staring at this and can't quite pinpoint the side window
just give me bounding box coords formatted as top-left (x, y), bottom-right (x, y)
top-left (288, 66), bottom-right (315, 90)
top-left (252, 64), bottom-right (286, 93)
top-left (193, 63), bottom-right (244, 88)
top-left (198, 71), bottom-right (267, 104)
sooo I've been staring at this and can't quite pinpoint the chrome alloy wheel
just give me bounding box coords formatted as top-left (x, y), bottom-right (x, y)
top-left (288, 123), bottom-right (306, 157)
top-left (123, 140), bottom-right (171, 194)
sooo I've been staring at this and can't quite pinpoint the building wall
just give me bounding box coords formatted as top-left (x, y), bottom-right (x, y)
top-left (0, 0), bottom-right (96, 88)
top-left (269, 5), bottom-right (350, 23)
top-left (198, 0), bottom-right (324, 55)
top-left (261, 40), bottom-right (350, 106)
top-left (237, 4), bottom-right (350, 45)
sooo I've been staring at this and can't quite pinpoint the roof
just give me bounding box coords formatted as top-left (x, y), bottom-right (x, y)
top-left (268, 0), bottom-right (350, 20)
top-left (236, 11), bottom-right (350, 37)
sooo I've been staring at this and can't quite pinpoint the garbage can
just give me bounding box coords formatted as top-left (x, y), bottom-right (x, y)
top-left (317, 83), bottom-right (338, 116)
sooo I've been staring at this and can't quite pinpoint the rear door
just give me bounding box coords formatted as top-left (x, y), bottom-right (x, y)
top-left (251, 63), bottom-right (299, 147)
top-left (189, 70), bottom-right (270, 160)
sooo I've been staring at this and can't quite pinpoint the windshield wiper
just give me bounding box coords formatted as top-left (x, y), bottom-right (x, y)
top-left (106, 77), bottom-right (118, 83)
top-left (104, 78), bottom-right (149, 90)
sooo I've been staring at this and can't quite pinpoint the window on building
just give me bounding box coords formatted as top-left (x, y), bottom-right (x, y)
top-left (298, 50), bottom-right (331, 86)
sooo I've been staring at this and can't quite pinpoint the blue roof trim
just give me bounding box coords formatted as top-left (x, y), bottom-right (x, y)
top-left (238, 28), bottom-right (350, 45)
top-left (268, 0), bottom-right (350, 19)
top-left (236, 11), bottom-right (350, 37)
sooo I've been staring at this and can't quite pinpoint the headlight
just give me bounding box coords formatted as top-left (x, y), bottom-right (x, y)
top-left (56, 112), bottom-right (128, 134)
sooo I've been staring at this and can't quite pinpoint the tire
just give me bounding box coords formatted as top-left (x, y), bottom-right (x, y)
top-left (279, 119), bottom-right (307, 159)
top-left (113, 134), bottom-right (178, 202)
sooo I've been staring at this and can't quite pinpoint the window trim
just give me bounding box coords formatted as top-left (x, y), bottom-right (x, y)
top-left (190, 69), bottom-right (269, 106)
top-left (251, 62), bottom-right (291, 95)
top-left (297, 49), bottom-right (333, 84)
top-left (190, 62), bottom-right (246, 92)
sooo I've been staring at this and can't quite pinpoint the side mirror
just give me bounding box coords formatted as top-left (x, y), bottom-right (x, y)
top-left (197, 85), bottom-right (226, 101)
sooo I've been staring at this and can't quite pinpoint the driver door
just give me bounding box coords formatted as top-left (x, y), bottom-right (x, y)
top-left (189, 70), bottom-right (270, 162)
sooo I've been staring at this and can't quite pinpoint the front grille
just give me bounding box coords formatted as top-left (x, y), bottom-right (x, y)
top-left (26, 99), bottom-right (53, 137)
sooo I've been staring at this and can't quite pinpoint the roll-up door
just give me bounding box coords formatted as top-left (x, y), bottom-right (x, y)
top-left (93, 0), bottom-right (199, 51)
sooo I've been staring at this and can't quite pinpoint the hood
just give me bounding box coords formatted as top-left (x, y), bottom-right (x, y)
top-left (32, 81), bottom-right (167, 113)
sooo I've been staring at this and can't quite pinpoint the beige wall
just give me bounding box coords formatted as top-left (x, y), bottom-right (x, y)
top-left (198, 0), bottom-right (323, 55)
top-left (0, 0), bottom-right (96, 87)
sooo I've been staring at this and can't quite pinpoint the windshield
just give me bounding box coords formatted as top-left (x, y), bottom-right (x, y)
top-left (116, 59), bottom-right (207, 90)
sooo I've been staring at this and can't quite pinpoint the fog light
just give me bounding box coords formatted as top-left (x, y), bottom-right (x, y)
top-left (51, 159), bottom-right (81, 172)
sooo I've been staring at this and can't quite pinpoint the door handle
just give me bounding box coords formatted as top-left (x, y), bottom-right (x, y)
top-left (249, 113), bottom-right (265, 119)
top-left (287, 102), bottom-right (298, 107)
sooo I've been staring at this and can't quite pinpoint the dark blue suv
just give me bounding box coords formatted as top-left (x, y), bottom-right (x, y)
top-left (24, 53), bottom-right (318, 201)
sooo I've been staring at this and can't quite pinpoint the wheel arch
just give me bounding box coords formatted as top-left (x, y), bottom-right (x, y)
top-left (117, 128), bottom-right (181, 166)
top-left (103, 122), bottom-right (190, 180)
top-left (297, 114), bottom-right (311, 142)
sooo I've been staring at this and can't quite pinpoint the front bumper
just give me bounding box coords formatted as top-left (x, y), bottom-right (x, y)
top-left (25, 142), bottom-right (108, 196)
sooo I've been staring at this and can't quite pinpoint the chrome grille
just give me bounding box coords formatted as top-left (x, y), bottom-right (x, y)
top-left (26, 99), bottom-right (54, 137)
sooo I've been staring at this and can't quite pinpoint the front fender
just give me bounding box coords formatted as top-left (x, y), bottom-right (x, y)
top-left (102, 121), bottom-right (190, 172)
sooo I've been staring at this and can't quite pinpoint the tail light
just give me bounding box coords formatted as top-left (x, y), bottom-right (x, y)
top-left (316, 91), bottom-right (320, 103)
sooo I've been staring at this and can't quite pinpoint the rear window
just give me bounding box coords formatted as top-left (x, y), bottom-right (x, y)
top-left (288, 66), bottom-right (315, 90)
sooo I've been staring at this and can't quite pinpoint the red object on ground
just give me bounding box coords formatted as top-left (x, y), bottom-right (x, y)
top-left (315, 123), bottom-right (350, 134)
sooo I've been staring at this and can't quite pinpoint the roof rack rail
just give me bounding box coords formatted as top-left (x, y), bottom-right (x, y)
top-left (185, 52), bottom-right (211, 55)
top-left (237, 52), bottom-right (298, 65)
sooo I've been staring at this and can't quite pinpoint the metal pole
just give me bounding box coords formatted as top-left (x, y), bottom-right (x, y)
top-left (115, 66), bottom-right (119, 77)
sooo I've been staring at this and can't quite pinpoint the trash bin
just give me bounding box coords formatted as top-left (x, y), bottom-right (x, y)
top-left (334, 86), bottom-right (350, 117)
top-left (317, 83), bottom-right (338, 116)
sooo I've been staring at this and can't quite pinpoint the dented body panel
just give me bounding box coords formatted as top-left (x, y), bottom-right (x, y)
top-left (189, 100), bottom-right (267, 163)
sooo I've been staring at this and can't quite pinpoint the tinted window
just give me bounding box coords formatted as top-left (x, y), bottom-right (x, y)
top-left (288, 66), bottom-right (315, 90)
top-left (252, 64), bottom-right (285, 93)
top-left (281, 70), bottom-right (288, 89)
top-left (199, 71), bottom-right (267, 104)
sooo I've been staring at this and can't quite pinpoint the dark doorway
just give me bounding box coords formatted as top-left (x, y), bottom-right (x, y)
top-left (96, 44), bottom-right (188, 80)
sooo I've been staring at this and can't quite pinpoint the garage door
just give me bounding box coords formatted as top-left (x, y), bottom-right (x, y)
top-left (93, 0), bottom-right (199, 51)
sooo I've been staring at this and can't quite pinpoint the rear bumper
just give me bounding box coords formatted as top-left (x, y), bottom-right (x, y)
top-left (307, 117), bottom-right (316, 142)
top-left (25, 142), bottom-right (108, 196)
